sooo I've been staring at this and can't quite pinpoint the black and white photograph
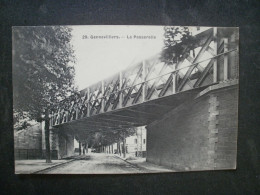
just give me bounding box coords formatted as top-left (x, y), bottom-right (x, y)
top-left (12, 25), bottom-right (239, 174)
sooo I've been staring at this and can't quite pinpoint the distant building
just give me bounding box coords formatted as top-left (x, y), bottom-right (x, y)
top-left (98, 126), bottom-right (147, 158)
top-left (125, 126), bottom-right (147, 157)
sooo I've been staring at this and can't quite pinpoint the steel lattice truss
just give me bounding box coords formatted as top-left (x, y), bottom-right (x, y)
top-left (50, 27), bottom-right (238, 130)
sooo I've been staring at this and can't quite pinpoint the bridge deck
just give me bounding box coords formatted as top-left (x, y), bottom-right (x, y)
top-left (52, 86), bottom-right (209, 133)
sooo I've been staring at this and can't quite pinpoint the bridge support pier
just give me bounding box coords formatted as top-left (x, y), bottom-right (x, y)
top-left (146, 80), bottom-right (238, 171)
top-left (46, 127), bottom-right (75, 159)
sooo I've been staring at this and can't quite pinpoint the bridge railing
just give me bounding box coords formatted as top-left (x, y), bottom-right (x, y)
top-left (50, 27), bottom-right (239, 127)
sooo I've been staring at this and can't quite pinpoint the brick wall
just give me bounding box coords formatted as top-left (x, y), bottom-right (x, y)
top-left (213, 86), bottom-right (238, 169)
top-left (146, 82), bottom-right (238, 171)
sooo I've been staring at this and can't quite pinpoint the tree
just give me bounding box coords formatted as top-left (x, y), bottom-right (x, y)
top-left (161, 26), bottom-right (194, 64)
top-left (13, 26), bottom-right (76, 162)
top-left (87, 127), bottom-right (136, 157)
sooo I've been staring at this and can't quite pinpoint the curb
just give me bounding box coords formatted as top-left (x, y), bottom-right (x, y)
top-left (32, 159), bottom-right (77, 174)
top-left (113, 155), bottom-right (150, 172)
top-left (113, 155), bottom-right (174, 173)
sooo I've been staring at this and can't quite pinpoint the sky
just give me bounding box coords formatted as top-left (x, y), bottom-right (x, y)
top-left (70, 25), bottom-right (165, 90)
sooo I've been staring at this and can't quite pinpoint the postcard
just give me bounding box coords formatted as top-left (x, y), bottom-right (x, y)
top-left (13, 25), bottom-right (239, 174)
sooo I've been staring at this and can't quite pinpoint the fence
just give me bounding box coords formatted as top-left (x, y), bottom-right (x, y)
top-left (15, 149), bottom-right (58, 160)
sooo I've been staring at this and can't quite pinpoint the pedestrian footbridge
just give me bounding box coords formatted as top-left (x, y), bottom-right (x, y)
top-left (50, 27), bottom-right (238, 133)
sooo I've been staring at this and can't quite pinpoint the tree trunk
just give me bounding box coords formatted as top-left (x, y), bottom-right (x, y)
top-left (117, 133), bottom-right (121, 156)
top-left (123, 132), bottom-right (126, 158)
top-left (136, 128), bottom-right (138, 157)
top-left (83, 143), bottom-right (85, 155)
top-left (86, 143), bottom-right (88, 153)
top-left (118, 141), bottom-right (121, 156)
top-left (79, 141), bottom-right (81, 155)
top-left (140, 127), bottom-right (143, 158)
top-left (45, 109), bottom-right (52, 163)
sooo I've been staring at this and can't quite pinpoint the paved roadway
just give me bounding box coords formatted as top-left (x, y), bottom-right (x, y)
top-left (41, 153), bottom-right (145, 174)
